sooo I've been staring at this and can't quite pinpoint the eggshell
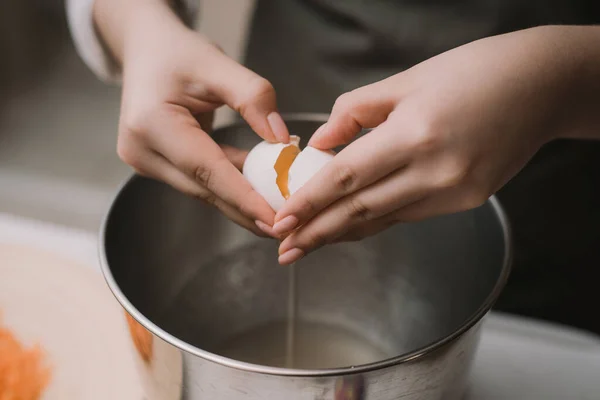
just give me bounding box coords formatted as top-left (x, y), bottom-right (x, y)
top-left (243, 136), bottom-right (335, 211)
top-left (288, 146), bottom-right (336, 195)
top-left (242, 136), bottom-right (300, 211)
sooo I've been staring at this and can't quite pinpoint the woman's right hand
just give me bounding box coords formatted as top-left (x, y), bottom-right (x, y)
top-left (94, 0), bottom-right (288, 237)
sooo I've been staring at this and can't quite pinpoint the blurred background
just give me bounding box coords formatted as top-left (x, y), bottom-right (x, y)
top-left (0, 0), bottom-right (255, 232)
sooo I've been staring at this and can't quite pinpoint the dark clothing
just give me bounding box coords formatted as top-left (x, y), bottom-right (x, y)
top-left (244, 0), bottom-right (600, 334)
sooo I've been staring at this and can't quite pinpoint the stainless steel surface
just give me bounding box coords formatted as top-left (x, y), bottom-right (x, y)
top-left (100, 114), bottom-right (511, 399)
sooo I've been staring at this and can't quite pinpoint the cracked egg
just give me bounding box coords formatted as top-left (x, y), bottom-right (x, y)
top-left (243, 136), bottom-right (335, 211)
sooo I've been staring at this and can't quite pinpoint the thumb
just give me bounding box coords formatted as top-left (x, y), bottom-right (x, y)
top-left (309, 83), bottom-right (396, 149)
top-left (203, 53), bottom-right (289, 144)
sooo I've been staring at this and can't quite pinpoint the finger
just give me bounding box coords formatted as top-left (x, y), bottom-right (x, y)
top-left (146, 109), bottom-right (276, 226)
top-left (127, 148), bottom-right (272, 238)
top-left (391, 186), bottom-right (489, 223)
top-left (201, 52), bottom-right (289, 143)
top-left (273, 120), bottom-right (410, 234)
top-left (277, 167), bottom-right (428, 262)
top-left (331, 167), bottom-right (478, 243)
top-left (308, 80), bottom-right (396, 149)
top-left (332, 218), bottom-right (398, 244)
top-left (220, 145), bottom-right (249, 171)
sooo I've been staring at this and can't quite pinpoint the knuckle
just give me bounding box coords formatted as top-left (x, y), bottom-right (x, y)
top-left (413, 130), bottom-right (439, 155)
top-left (194, 164), bottom-right (214, 189)
top-left (247, 77), bottom-right (274, 101)
top-left (299, 196), bottom-right (319, 216)
top-left (238, 188), bottom-right (258, 216)
top-left (408, 116), bottom-right (443, 155)
top-left (120, 110), bottom-right (153, 142)
top-left (334, 165), bottom-right (359, 192)
top-left (190, 156), bottom-right (229, 194)
top-left (332, 92), bottom-right (355, 114)
top-left (346, 197), bottom-right (373, 221)
top-left (116, 139), bottom-right (142, 168)
top-left (437, 161), bottom-right (470, 189)
top-left (236, 77), bottom-right (275, 112)
top-left (461, 190), bottom-right (489, 210)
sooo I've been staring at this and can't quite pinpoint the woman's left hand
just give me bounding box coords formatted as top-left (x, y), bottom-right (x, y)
top-left (274, 26), bottom-right (600, 265)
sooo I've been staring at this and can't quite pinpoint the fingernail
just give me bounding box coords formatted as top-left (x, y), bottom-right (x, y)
top-left (272, 215), bottom-right (299, 234)
top-left (267, 112), bottom-right (290, 143)
top-left (278, 248), bottom-right (304, 265)
top-left (308, 123), bottom-right (328, 145)
top-left (255, 220), bottom-right (275, 236)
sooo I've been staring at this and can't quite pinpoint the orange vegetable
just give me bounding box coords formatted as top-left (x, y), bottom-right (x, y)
top-left (0, 322), bottom-right (50, 400)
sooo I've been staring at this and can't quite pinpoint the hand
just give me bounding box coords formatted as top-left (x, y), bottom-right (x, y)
top-left (273, 26), bottom-right (592, 265)
top-left (94, 0), bottom-right (289, 236)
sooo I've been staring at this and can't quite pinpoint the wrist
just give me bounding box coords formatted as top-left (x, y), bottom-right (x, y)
top-left (93, 0), bottom-right (187, 67)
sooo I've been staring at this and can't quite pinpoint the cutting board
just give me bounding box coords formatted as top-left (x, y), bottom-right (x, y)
top-left (0, 242), bottom-right (182, 400)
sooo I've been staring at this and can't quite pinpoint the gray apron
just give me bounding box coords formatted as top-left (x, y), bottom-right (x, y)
top-left (242, 0), bottom-right (600, 335)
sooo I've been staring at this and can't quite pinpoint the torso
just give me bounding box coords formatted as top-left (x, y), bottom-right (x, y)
top-left (243, 0), bottom-right (600, 334)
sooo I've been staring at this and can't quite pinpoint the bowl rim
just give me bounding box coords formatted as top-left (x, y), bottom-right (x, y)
top-left (99, 112), bottom-right (513, 377)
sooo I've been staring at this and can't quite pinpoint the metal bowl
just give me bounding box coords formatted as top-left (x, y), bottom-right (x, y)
top-left (100, 113), bottom-right (511, 399)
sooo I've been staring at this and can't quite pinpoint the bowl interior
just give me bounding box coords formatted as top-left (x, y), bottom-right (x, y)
top-left (102, 114), bottom-right (510, 371)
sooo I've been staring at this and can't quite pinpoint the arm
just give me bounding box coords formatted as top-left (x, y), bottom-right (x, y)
top-left (273, 25), bottom-right (600, 264)
top-left (92, 0), bottom-right (193, 67)
top-left (543, 26), bottom-right (600, 140)
top-left (66, 0), bottom-right (198, 82)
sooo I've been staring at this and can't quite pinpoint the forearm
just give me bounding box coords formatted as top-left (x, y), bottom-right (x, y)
top-left (93, 0), bottom-right (187, 67)
top-left (539, 25), bottom-right (600, 141)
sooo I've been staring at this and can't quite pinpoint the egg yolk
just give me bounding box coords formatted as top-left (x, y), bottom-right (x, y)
top-left (274, 144), bottom-right (300, 199)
